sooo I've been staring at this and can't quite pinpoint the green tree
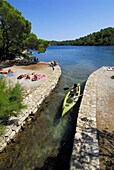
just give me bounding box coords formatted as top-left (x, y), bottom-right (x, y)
top-left (103, 37), bottom-right (109, 45)
top-left (25, 34), bottom-right (49, 53)
top-left (25, 33), bottom-right (38, 50)
top-left (98, 38), bottom-right (103, 45)
top-left (0, 0), bottom-right (31, 60)
top-left (38, 43), bottom-right (46, 53)
top-left (37, 39), bottom-right (49, 52)
top-left (110, 32), bottom-right (114, 45)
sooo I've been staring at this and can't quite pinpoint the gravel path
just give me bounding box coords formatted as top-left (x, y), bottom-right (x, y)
top-left (96, 69), bottom-right (114, 170)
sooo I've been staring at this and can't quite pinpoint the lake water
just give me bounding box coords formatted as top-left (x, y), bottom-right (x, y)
top-left (38, 46), bottom-right (114, 86)
top-left (0, 46), bottom-right (114, 170)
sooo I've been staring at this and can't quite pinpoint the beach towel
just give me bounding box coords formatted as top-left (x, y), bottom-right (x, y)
top-left (107, 67), bottom-right (114, 71)
top-left (0, 73), bottom-right (15, 78)
top-left (17, 74), bottom-right (26, 79)
top-left (31, 75), bottom-right (45, 81)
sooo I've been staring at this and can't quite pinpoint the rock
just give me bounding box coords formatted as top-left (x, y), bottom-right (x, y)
top-left (0, 65), bottom-right (61, 153)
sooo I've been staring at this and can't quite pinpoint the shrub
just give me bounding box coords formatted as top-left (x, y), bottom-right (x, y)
top-left (0, 124), bottom-right (6, 135)
top-left (22, 53), bottom-right (30, 59)
top-left (0, 78), bottom-right (26, 124)
top-left (111, 75), bottom-right (114, 79)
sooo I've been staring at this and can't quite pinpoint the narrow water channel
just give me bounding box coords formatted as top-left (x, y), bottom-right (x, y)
top-left (0, 80), bottom-right (85, 170)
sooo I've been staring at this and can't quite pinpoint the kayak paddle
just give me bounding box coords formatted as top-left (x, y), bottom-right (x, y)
top-left (63, 87), bottom-right (69, 90)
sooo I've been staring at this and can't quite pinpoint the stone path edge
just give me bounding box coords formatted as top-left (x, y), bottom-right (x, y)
top-left (70, 66), bottom-right (108, 170)
top-left (0, 65), bottom-right (61, 152)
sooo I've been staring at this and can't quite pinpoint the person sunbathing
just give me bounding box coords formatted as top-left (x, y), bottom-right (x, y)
top-left (0, 69), bottom-right (13, 74)
top-left (25, 72), bottom-right (35, 79)
top-left (31, 74), bottom-right (41, 81)
top-left (25, 74), bottom-right (32, 80)
top-left (53, 60), bottom-right (58, 66)
top-left (50, 60), bottom-right (58, 66)
top-left (8, 69), bottom-right (14, 73)
top-left (0, 71), bottom-right (8, 74)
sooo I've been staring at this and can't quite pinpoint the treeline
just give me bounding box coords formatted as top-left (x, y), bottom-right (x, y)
top-left (50, 27), bottom-right (114, 46)
top-left (0, 0), bottom-right (49, 61)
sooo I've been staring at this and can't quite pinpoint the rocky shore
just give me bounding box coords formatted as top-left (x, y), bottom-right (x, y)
top-left (70, 66), bottom-right (114, 170)
top-left (0, 63), bottom-right (61, 152)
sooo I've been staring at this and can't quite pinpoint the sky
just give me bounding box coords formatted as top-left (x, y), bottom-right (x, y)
top-left (6, 0), bottom-right (114, 41)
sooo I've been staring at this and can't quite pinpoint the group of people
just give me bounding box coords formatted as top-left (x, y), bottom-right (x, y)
top-left (17, 72), bottom-right (45, 81)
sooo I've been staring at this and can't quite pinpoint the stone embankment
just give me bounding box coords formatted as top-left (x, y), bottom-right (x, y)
top-left (0, 65), bottom-right (61, 152)
top-left (70, 66), bottom-right (111, 170)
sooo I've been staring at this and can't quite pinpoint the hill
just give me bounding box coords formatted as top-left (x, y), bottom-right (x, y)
top-left (50, 27), bottom-right (114, 46)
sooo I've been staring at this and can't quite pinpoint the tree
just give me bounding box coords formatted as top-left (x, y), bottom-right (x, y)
top-left (37, 39), bottom-right (49, 52)
top-left (103, 37), bottom-right (109, 45)
top-left (38, 43), bottom-right (46, 53)
top-left (110, 32), bottom-right (114, 45)
top-left (0, 0), bottom-right (50, 61)
top-left (25, 33), bottom-right (49, 53)
top-left (25, 33), bottom-right (38, 50)
top-left (0, 0), bottom-right (31, 60)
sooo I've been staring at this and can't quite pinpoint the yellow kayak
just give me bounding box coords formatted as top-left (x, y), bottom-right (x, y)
top-left (62, 83), bottom-right (80, 117)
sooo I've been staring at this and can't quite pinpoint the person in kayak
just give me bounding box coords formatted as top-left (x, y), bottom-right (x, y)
top-left (67, 93), bottom-right (83, 103)
top-left (72, 83), bottom-right (79, 92)
top-left (67, 84), bottom-right (81, 103)
top-left (67, 84), bottom-right (79, 97)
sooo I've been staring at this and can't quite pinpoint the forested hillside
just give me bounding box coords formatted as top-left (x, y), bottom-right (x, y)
top-left (50, 27), bottom-right (114, 46)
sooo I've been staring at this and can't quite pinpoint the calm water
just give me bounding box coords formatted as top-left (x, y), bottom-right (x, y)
top-left (0, 46), bottom-right (114, 170)
top-left (38, 46), bottom-right (114, 86)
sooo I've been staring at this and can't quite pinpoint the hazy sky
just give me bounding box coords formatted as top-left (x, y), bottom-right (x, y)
top-left (6, 0), bottom-right (114, 41)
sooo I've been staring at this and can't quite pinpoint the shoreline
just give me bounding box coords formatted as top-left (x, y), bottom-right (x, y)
top-left (70, 66), bottom-right (114, 169)
top-left (0, 62), bottom-right (61, 152)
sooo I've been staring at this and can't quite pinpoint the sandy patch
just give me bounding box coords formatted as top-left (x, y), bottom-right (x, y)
top-left (0, 62), bottom-right (55, 91)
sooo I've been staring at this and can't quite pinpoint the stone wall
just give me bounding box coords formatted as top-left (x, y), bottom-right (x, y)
top-left (70, 67), bottom-right (107, 170)
top-left (0, 65), bottom-right (61, 152)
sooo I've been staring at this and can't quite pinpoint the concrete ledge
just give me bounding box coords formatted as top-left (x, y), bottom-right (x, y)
top-left (70, 67), bottom-right (108, 170)
top-left (0, 65), bottom-right (61, 152)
